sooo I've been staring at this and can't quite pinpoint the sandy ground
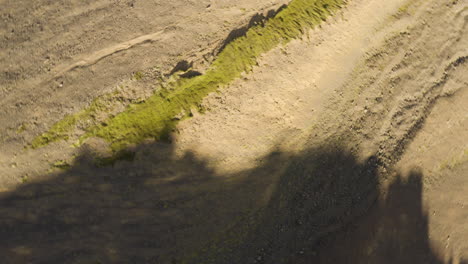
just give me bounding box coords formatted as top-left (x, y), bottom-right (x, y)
top-left (0, 0), bottom-right (289, 188)
top-left (0, 0), bottom-right (467, 263)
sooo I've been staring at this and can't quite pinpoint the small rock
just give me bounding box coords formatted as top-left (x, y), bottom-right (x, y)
top-left (173, 110), bottom-right (186, 120)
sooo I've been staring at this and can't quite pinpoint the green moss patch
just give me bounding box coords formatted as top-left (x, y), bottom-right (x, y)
top-left (32, 115), bottom-right (78, 148)
top-left (33, 0), bottom-right (344, 152)
top-left (31, 95), bottom-right (114, 148)
top-left (90, 0), bottom-right (344, 151)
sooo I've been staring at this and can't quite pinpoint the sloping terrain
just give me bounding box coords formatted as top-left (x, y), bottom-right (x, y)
top-left (0, 0), bottom-right (290, 187)
top-left (0, 0), bottom-right (467, 263)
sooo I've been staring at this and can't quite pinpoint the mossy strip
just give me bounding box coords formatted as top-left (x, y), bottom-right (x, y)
top-left (32, 115), bottom-right (78, 148)
top-left (90, 0), bottom-right (344, 151)
top-left (34, 0), bottom-right (344, 151)
top-left (31, 95), bottom-right (113, 148)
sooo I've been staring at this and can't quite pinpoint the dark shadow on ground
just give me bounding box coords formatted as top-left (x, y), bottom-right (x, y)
top-left (305, 170), bottom-right (464, 264)
top-left (216, 4), bottom-right (287, 55)
top-left (0, 138), bottom-right (464, 263)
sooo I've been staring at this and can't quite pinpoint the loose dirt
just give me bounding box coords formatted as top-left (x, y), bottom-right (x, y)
top-left (0, 0), bottom-right (467, 263)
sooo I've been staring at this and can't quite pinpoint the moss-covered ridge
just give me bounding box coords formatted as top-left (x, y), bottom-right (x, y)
top-left (31, 95), bottom-right (113, 148)
top-left (33, 0), bottom-right (344, 151)
top-left (93, 0), bottom-right (344, 151)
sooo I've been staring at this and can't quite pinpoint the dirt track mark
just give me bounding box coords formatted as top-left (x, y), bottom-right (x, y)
top-left (51, 29), bottom-right (166, 79)
top-left (378, 54), bottom-right (468, 167)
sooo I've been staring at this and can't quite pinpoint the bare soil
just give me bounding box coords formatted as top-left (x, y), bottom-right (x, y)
top-left (0, 0), bottom-right (467, 263)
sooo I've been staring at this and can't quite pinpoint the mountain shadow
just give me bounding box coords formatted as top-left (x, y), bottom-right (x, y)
top-left (0, 138), bottom-right (464, 263)
top-left (306, 169), bottom-right (466, 264)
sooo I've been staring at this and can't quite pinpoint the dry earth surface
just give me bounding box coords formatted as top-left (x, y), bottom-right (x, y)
top-left (0, 0), bottom-right (467, 263)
